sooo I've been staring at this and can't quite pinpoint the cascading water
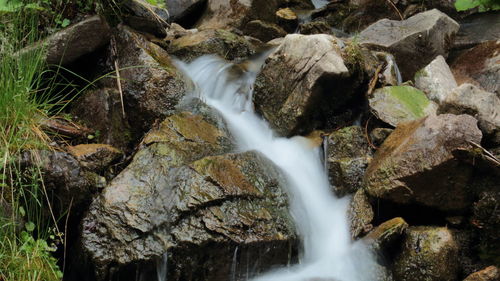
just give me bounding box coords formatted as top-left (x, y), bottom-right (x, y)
top-left (175, 54), bottom-right (375, 281)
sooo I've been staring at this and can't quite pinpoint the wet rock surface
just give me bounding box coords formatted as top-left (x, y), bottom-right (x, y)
top-left (66, 144), bottom-right (122, 172)
top-left (454, 12), bottom-right (500, 50)
top-left (359, 9), bottom-right (459, 80)
top-left (80, 101), bottom-right (296, 280)
top-left (123, 0), bottom-right (169, 36)
top-left (254, 34), bottom-right (352, 136)
top-left (348, 189), bottom-right (374, 238)
top-left (326, 126), bottom-right (372, 196)
top-left (394, 226), bottom-right (459, 281)
top-left (112, 25), bottom-right (191, 139)
top-left (365, 114), bottom-right (482, 211)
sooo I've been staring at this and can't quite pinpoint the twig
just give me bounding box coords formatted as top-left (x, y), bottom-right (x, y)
top-left (365, 115), bottom-right (378, 150)
top-left (111, 37), bottom-right (126, 118)
top-left (367, 64), bottom-right (383, 97)
top-left (468, 141), bottom-right (500, 166)
top-left (385, 0), bottom-right (404, 20)
top-left (62, 198), bottom-right (73, 276)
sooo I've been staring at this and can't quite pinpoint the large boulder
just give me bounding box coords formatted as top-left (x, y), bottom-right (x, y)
top-left (254, 34), bottom-right (352, 136)
top-left (80, 101), bottom-right (296, 280)
top-left (438, 83), bottom-right (500, 144)
top-left (326, 126), bottom-right (372, 196)
top-left (394, 226), bottom-right (459, 281)
top-left (66, 144), bottom-right (122, 173)
top-left (243, 20), bottom-right (287, 42)
top-left (472, 191), bottom-right (500, 266)
top-left (167, 29), bottom-right (255, 62)
top-left (415, 55), bottom-right (458, 103)
top-left (369, 85), bottom-right (438, 127)
top-left (112, 25), bottom-right (191, 139)
top-left (364, 217), bottom-right (408, 253)
top-left (451, 40), bottom-right (499, 96)
top-left (359, 9), bottom-right (459, 81)
top-left (41, 15), bottom-right (111, 65)
top-left (196, 0), bottom-right (283, 30)
top-left (365, 114), bottom-right (482, 212)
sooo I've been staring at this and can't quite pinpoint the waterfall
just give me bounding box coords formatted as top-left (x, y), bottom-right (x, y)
top-left (176, 55), bottom-right (375, 281)
top-left (156, 252), bottom-right (168, 281)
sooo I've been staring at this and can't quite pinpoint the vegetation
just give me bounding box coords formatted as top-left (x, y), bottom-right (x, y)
top-left (454, 0), bottom-right (500, 11)
top-left (0, 1), bottom-right (87, 280)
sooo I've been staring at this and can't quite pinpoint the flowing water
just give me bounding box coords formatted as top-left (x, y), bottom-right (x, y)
top-left (174, 54), bottom-right (375, 281)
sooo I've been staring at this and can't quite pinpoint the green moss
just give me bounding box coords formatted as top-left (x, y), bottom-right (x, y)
top-left (414, 68), bottom-right (428, 80)
top-left (383, 86), bottom-right (430, 118)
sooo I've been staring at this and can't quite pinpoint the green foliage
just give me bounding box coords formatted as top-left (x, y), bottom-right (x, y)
top-left (454, 0), bottom-right (500, 11)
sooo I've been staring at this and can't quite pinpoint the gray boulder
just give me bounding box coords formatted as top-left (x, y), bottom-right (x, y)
top-left (415, 55), bottom-right (458, 103)
top-left (123, 0), bottom-right (169, 36)
top-left (166, 0), bottom-right (206, 23)
top-left (39, 15), bottom-right (111, 65)
top-left (454, 12), bottom-right (500, 50)
top-left (438, 83), bottom-right (500, 144)
top-left (254, 34), bottom-right (350, 136)
top-left (365, 114), bottom-right (482, 211)
top-left (359, 9), bottom-right (459, 81)
top-left (81, 103), bottom-right (296, 280)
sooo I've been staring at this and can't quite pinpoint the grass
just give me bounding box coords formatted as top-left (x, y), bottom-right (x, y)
top-left (0, 4), bottom-right (66, 281)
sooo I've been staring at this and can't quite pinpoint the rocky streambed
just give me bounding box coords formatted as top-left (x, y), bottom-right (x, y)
top-left (17, 0), bottom-right (500, 281)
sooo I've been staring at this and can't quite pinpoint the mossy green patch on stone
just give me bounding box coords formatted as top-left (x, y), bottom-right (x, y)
top-left (369, 85), bottom-right (436, 126)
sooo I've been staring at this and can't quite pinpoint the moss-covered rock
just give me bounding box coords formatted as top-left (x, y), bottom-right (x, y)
top-left (327, 126), bottom-right (372, 196)
top-left (243, 20), bottom-right (287, 42)
top-left (80, 101), bottom-right (296, 280)
top-left (365, 114), bottom-right (482, 212)
top-left (348, 189), bottom-right (374, 238)
top-left (394, 226), bottom-right (459, 281)
top-left (369, 86), bottom-right (437, 127)
top-left (364, 217), bottom-right (408, 253)
top-left (66, 144), bottom-right (122, 173)
top-left (463, 266), bottom-right (499, 281)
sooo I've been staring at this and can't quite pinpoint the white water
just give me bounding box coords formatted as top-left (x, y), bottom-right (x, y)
top-left (176, 55), bottom-right (375, 281)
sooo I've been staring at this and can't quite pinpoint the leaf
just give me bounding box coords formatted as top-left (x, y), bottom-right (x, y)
top-left (61, 18), bottom-right (71, 28)
top-left (454, 0), bottom-right (481, 11)
top-left (19, 206), bottom-right (26, 217)
top-left (25, 221), bottom-right (35, 232)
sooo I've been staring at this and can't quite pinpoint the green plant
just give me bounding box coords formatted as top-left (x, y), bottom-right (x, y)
top-left (454, 0), bottom-right (500, 11)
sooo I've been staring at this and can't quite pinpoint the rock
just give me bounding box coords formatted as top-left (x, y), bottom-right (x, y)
top-left (370, 128), bottom-right (393, 147)
top-left (168, 29), bottom-right (255, 62)
top-left (364, 217), bottom-right (408, 253)
top-left (451, 40), bottom-right (499, 96)
top-left (472, 191), bottom-right (500, 265)
top-left (374, 52), bottom-right (402, 86)
top-left (276, 8), bottom-right (298, 33)
top-left (394, 226), bottom-right (459, 281)
top-left (40, 118), bottom-right (94, 140)
top-left (454, 12), bottom-right (500, 50)
top-left (415, 55), bottom-right (458, 103)
top-left (254, 34), bottom-right (351, 136)
top-left (463, 266), bottom-right (499, 281)
top-left (326, 126), bottom-right (371, 196)
top-left (438, 83), bottom-right (500, 144)
top-left (113, 25), bottom-right (190, 139)
top-left (81, 102), bottom-right (296, 279)
top-left (123, 0), bottom-right (169, 36)
top-left (365, 114), bottom-right (482, 211)
top-left (66, 144), bottom-right (122, 172)
top-left (369, 86), bottom-right (438, 127)
top-left (166, 0), bottom-right (206, 23)
top-left (197, 0), bottom-right (283, 30)
top-left (39, 15), bottom-right (111, 65)
top-left (70, 88), bottom-right (132, 152)
top-left (359, 9), bottom-right (459, 81)
top-left (299, 21), bottom-right (332, 35)
top-left (21, 150), bottom-right (105, 216)
top-left (348, 189), bottom-right (373, 239)
top-left (243, 20), bottom-right (287, 42)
